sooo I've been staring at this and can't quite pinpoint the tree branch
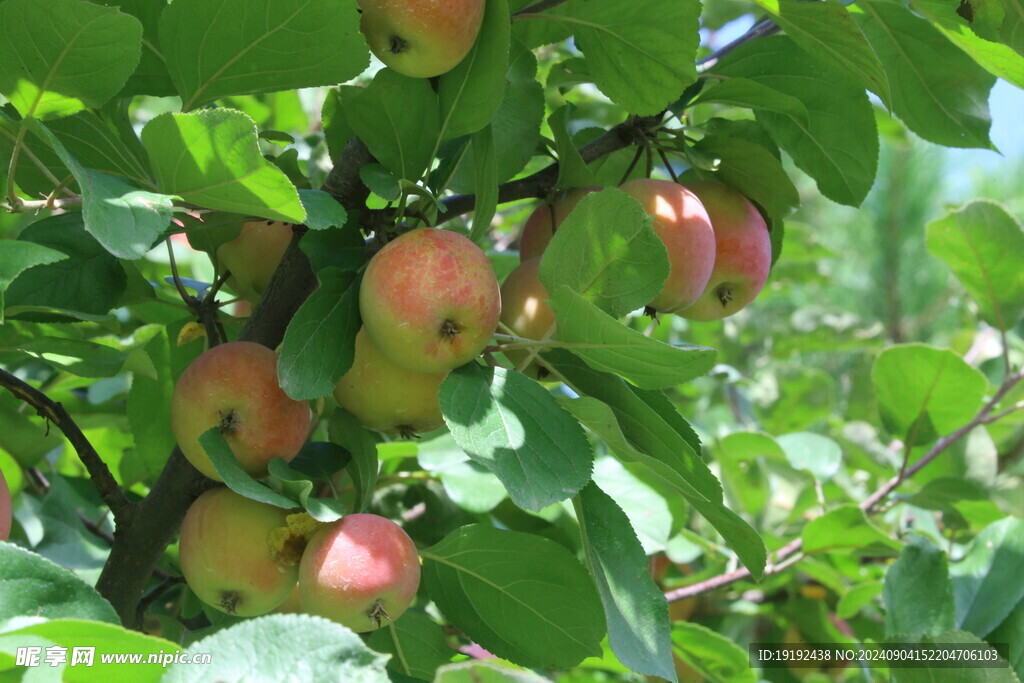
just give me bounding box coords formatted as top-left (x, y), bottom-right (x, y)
top-left (664, 368), bottom-right (1024, 603)
top-left (0, 368), bottom-right (131, 522)
top-left (511, 0), bottom-right (572, 21)
top-left (697, 18), bottom-right (781, 72)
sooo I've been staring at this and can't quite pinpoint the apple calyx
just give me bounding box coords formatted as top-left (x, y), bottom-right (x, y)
top-left (440, 318), bottom-right (463, 343)
top-left (218, 409), bottom-right (239, 435)
top-left (389, 35), bottom-right (409, 55)
top-left (715, 284), bottom-right (735, 307)
top-left (368, 600), bottom-right (391, 629)
top-left (218, 591), bottom-right (244, 615)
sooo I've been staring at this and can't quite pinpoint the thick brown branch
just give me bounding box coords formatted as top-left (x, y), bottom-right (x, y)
top-left (0, 368), bottom-right (130, 521)
top-left (664, 369), bottom-right (1024, 603)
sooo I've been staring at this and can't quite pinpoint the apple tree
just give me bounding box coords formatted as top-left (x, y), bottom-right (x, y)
top-left (0, 0), bottom-right (1022, 680)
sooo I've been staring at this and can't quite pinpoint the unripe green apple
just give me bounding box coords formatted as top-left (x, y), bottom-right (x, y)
top-left (676, 181), bottom-right (771, 321)
top-left (216, 220), bottom-right (293, 303)
top-left (171, 341), bottom-right (310, 481)
top-left (0, 467), bottom-right (12, 541)
top-left (519, 187), bottom-right (601, 262)
top-left (360, 228), bottom-right (501, 374)
top-left (333, 326), bottom-right (447, 437)
top-left (619, 178), bottom-right (717, 314)
top-left (499, 258), bottom-right (555, 380)
top-left (358, 0), bottom-right (485, 78)
top-left (299, 513), bottom-right (420, 633)
top-left (179, 487), bottom-right (298, 617)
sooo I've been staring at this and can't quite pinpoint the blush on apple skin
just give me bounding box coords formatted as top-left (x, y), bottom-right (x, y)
top-left (171, 341), bottom-right (310, 481)
top-left (499, 257), bottom-right (556, 380)
top-left (359, 228), bottom-right (501, 374)
top-left (298, 513), bottom-right (420, 633)
top-left (676, 181), bottom-right (772, 321)
top-left (518, 187), bottom-right (601, 262)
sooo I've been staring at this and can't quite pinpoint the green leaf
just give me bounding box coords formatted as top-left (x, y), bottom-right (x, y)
top-left (421, 524), bottom-right (605, 669)
top-left (469, 125), bottom-right (498, 243)
top-left (0, 242), bottom-right (66, 319)
top-left (4, 213), bottom-right (127, 320)
top-left (25, 119), bottom-right (175, 260)
top-left (16, 337), bottom-right (125, 378)
top-left (267, 454), bottom-right (346, 522)
top-left (439, 363), bottom-right (593, 512)
top-left (549, 104), bottom-right (596, 188)
top-left (435, 660), bottom-right (551, 682)
top-left (751, 0), bottom-right (891, 108)
top-left (101, 0), bottom-right (176, 97)
top-left (538, 189), bottom-right (670, 319)
top-left (714, 432), bottom-right (779, 519)
top-left (277, 269), bottom-right (360, 400)
top-left (0, 544), bottom-right (119, 624)
top-left (777, 432), bottom-right (843, 482)
top-left (802, 504), bottom-right (901, 555)
top-left (367, 611), bottom-right (452, 680)
top-left (690, 77), bottom-right (810, 122)
top-left (438, 0), bottom-right (510, 140)
top-left (854, 0), bottom-right (996, 149)
top-left (908, 0), bottom-right (1024, 89)
top-left (837, 581), bottom-right (884, 620)
top-left (199, 428), bottom-right (299, 510)
top-left (549, 286), bottom-right (716, 390)
top-left (690, 136), bottom-right (800, 220)
top-left (162, 614), bottom-right (389, 681)
top-left (888, 631), bottom-right (1014, 683)
top-left (588, 455), bottom-right (672, 553)
top-left (556, 0), bottom-right (701, 115)
top-left (419, 435), bottom-right (508, 514)
top-left (550, 355), bottom-right (766, 578)
top-left (872, 344), bottom-right (988, 445)
top-left (345, 69), bottom-right (441, 182)
top-left (884, 535), bottom-right (956, 637)
top-left (577, 484), bottom-right (675, 682)
top-left (159, 0), bottom-right (368, 110)
top-left (0, 0), bottom-right (141, 118)
top-left (327, 410), bottom-right (379, 514)
top-left (142, 109), bottom-right (305, 222)
top-left (2, 619), bottom-right (179, 683)
top-left (297, 190), bottom-right (347, 231)
top-left (951, 517), bottom-right (1024, 638)
top-left (903, 477), bottom-right (990, 512)
top-left (926, 200), bottom-right (1024, 330)
top-left (44, 111), bottom-right (153, 185)
top-left (670, 622), bottom-right (757, 683)
top-left (988, 599), bottom-right (1024, 680)
top-left (715, 36), bottom-right (878, 207)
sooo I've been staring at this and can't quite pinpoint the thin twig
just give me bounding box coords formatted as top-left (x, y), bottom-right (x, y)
top-left (0, 369), bottom-right (131, 521)
top-left (511, 0), bottom-right (572, 21)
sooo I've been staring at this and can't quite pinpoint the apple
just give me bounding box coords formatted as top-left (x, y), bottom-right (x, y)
top-left (216, 220), bottom-right (294, 303)
top-left (171, 341), bottom-right (310, 481)
top-left (619, 178), bottom-right (717, 313)
top-left (299, 513), bottom-right (420, 632)
top-left (499, 257), bottom-right (555, 379)
top-left (676, 181), bottom-right (771, 321)
top-left (519, 187), bottom-right (600, 262)
top-left (358, 0), bottom-right (485, 79)
top-left (333, 326), bottom-right (447, 437)
top-left (0, 467), bottom-right (12, 541)
top-left (360, 228), bottom-right (501, 373)
top-left (179, 487), bottom-right (298, 617)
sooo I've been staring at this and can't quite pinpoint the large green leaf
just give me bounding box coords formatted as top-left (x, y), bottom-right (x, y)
top-left (366, 611), bottom-right (452, 681)
top-left (926, 200), bottom-right (1024, 330)
top-left (438, 0), bottom-right (510, 140)
top-left (344, 70), bottom-right (441, 182)
top-left (689, 136), bottom-right (800, 220)
top-left (0, 0), bottom-right (141, 119)
top-left (690, 77), bottom-right (810, 122)
top-left (160, 0), bottom-right (368, 110)
top-left (0, 242), bottom-right (66, 320)
top-left (162, 614), bottom-right (389, 681)
top-left (670, 622), bottom-right (757, 683)
top-left (577, 484), bottom-right (675, 682)
top-left (421, 525), bottom-right (605, 669)
top-left (142, 109), bottom-right (305, 222)
top-left (802, 505), bottom-right (901, 555)
top-left (27, 119), bottom-right (174, 260)
top-left (884, 535), bottom-right (956, 637)
top-left (0, 544), bottom-right (119, 624)
top-left (327, 410), bottom-right (380, 514)
top-left (99, 0), bottom-right (176, 96)
top-left (277, 269), bottom-right (360, 400)
top-left (538, 189), bottom-right (669, 319)
top-left (872, 344), bottom-right (988, 445)
top-left (549, 286), bottom-right (716, 389)
top-left (440, 363), bottom-right (593, 512)
top-left (713, 432), bottom-right (779, 520)
top-left (951, 517), bottom-right (1024, 638)
top-left (44, 111), bottom-right (152, 185)
top-left (988, 599), bottom-right (1024, 680)
top-left (715, 36), bottom-right (878, 207)
top-left (751, 0), bottom-right (891, 108)
top-left (854, 0), bottom-right (996, 149)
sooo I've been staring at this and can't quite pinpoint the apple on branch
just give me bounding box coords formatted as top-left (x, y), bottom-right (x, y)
top-left (333, 326), bottom-right (447, 438)
top-left (499, 257), bottom-right (555, 380)
top-left (359, 228), bottom-right (501, 374)
top-left (358, 0), bottom-right (485, 78)
top-left (518, 187), bottom-right (600, 262)
top-left (676, 181), bottom-right (772, 321)
top-left (179, 487), bottom-right (299, 617)
top-left (216, 220), bottom-right (294, 303)
top-left (171, 341), bottom-right (310, 481)
top-left (299, 513), bottom-right (420, 632)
